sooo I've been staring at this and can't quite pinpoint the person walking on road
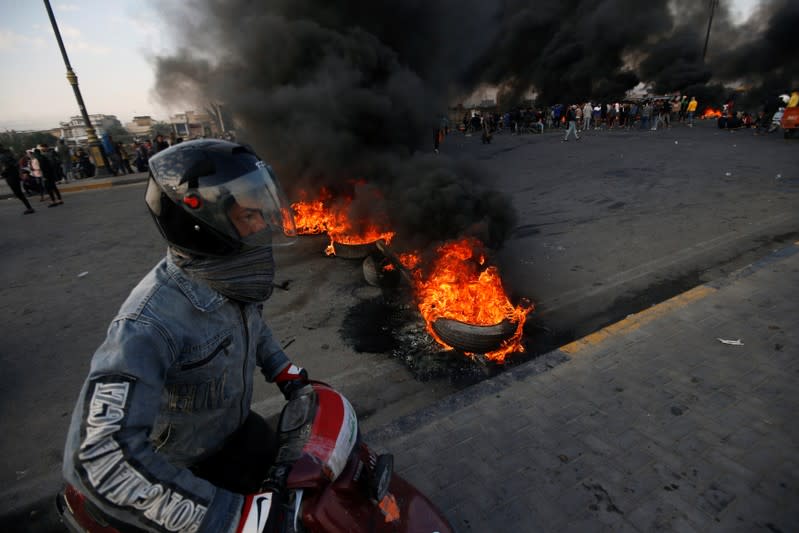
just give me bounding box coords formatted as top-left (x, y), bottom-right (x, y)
top-left (0, 144), bottom-right (35, 214)
top-left (62, 139), bottom-right (312, 533)
top-left (562, 105), bottom-right (580, 142)
top-left (651, 101), bottom-right (666, 131)
top-left (33, 147), bottom-right (63, 207)
top-left (17, 150), bottom-right (41, 198)
top-left (29, 149), bottom-right (48, 202)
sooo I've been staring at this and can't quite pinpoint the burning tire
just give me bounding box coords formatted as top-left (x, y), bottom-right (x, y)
top-left (362, 255), bottom-right (400, 288)
top-left (432, 317), bottom-right (518, 354)
top-left (331, 241), bottom-right (375, 259)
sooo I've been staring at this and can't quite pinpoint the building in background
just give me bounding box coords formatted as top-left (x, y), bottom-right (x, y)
top-left (167, 110), bottom-right (220, 139)
top-left (59, 114), bottom-right (123, 146)
top-left (124, 116), bottom-right (158, 140)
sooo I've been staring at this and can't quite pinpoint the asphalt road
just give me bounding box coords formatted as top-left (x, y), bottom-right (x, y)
top-left (1, 120), bottom-right (797, 527)
top-left (480, 123), bottom-right (799, 337)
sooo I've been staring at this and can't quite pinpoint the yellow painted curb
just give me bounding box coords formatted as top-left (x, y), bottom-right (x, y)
top-left (62, 182), bottom-right (113, 193)
top-left (560, 284), bottom-right (717, 355)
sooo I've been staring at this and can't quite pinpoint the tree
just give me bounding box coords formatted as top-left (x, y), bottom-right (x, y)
top-left (0, 130), bottom-right (60, 156)
top-left (105, 123), bottom-right (133, 144)
top-left (149, 121), bottom-right (173, 138)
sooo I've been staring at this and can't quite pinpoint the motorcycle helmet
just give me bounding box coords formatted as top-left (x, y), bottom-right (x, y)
top-left (145, 139), bottom-right (296, 256)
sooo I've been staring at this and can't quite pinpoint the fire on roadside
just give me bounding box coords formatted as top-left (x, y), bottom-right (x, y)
top-left (400, 238), bottom-right (532, 363)
top-left (701, 108), bottom-right (722, 119)
top-left (291, 188), bottom-right (395, 255)
top-left (292, 190), bottom-right (531, 362)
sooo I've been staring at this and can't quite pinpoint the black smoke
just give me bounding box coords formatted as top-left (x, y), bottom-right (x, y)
top-left (153, 0), bottom-right (513, 249)
top-left (470, 0), bottom-right (796, 105)
top-left (152, 1), bottom-right (795, 247)
top-left (711, 0), bottom-right (799, 107)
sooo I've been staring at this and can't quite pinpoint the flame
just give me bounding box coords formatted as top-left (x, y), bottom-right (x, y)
top-left (406, 238), bottom-right (532, 362)
top-left (292, 191), bottom-right (532, 362)
top-left (399, 252), bottom-right (421, 271)
top-left (701, 108), bottom-right (722, 119)
top-left (291, 188), bottom-right (394, 255)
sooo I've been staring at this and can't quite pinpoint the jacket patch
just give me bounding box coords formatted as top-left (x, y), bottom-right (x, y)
top-left (78, 376), bottom-right (208, 533)
top-left (167, 372), bottom-right (227, 412)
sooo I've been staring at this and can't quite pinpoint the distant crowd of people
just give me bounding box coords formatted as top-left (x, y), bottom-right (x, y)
top-left (102, 132), bottom-right (176, 176)
top-left (0, 131), bottom-right (236, 215)
top-left (1, 141), bottom-right (66, 213)
top-left (459, 96), bottom-right (702, 140)
top-left (449, 93), bottom-right (786, 146)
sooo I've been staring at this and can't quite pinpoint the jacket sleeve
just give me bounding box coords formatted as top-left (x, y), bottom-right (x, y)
top-left (254, 312), bottom-right (291, 382)
top-left (63, 317), bottom-right (243, 533)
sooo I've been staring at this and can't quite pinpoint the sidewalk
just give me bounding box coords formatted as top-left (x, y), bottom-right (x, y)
top-left (0, 171), bottom-right (149, 201)
top-left (367, 243), bottom-right (799, 532)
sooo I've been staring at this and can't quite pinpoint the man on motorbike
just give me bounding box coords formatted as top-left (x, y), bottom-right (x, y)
top-left (62, 139), bottom-right (308, 533)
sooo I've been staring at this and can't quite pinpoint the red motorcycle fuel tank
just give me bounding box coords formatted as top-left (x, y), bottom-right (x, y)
top-left (278, 383), bottom-right (453, 532)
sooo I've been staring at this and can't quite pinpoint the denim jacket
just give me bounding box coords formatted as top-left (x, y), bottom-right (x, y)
top-left (63, 255), bottom-right (291, 533)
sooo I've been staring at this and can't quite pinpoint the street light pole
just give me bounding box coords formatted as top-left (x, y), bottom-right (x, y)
top-left (703, 0), bottom-right (719, 61)
top-left (43, 0), bottom-right (112, 177)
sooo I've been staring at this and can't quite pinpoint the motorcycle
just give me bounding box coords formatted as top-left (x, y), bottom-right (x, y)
top-left (57, 381), bottom-right (454, 532)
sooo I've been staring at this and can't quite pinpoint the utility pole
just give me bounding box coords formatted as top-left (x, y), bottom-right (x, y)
top-left (703, 0), bottom-right (719, 61)
top-left (43, 0), bottom-right (112, 177)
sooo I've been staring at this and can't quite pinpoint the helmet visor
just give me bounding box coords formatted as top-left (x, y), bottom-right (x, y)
top-left (198, 163), bottom-right (296, 248)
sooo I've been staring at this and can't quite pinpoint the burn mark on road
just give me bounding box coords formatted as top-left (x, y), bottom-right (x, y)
top-left (341, 291), bottom-right (567, 385)
top-left (341, 297), bottom-right (403, 354)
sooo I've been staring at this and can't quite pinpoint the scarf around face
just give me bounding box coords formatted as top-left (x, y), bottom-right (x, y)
top-left (168, 246), bottom-right (275, 303)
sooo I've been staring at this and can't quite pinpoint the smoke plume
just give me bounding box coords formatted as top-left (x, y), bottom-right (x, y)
top-left (153, 1), bottom-right (796, 247)
top-left (153, 1), bottom-right (512, 250)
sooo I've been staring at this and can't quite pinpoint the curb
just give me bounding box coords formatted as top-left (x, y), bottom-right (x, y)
top-left (1, 175), bottom-right (148, 201)
top-left (366, 240), bottom-right (799, 446)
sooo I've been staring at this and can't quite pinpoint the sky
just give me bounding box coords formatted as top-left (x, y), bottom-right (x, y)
top-left (0, 0), bottom-right (177, 131)
top-left (0, 0), bottom-right (765, 132)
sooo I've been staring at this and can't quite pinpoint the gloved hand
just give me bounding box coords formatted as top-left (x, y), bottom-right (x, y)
top-left (236, 490), bottom-right (276, 533)
top-left (274, 363), bottom-right (309, 400)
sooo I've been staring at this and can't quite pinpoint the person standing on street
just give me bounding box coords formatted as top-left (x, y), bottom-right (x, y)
top-left (62, 139), bottom-right (312, 533)
top-left (152, 133), bottom-right (170, 155)
top-left (562, 105), bottom-right (580, 142)
top-left (687, 97), bottom-right (698, 127)
top-left (116, 141), bottom-right (134, 174)
top-left (33, 147), bottom-right (63, 207)
top-left (640, 101), bottom-right (651, 130)
top-left (0, 144), bottom-right (35, 214)
top-left (56, 139), bottom-right (73, 182)
top-left (133, 141), bottom-right (149, 172)
top-left (582, 102), bottom-right (592, 132)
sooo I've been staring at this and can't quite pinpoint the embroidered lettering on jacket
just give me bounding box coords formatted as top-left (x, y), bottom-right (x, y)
top-left (167, 372), bottom-right (227, 412)
top-left (78, 378), bottom-right (208, 533)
